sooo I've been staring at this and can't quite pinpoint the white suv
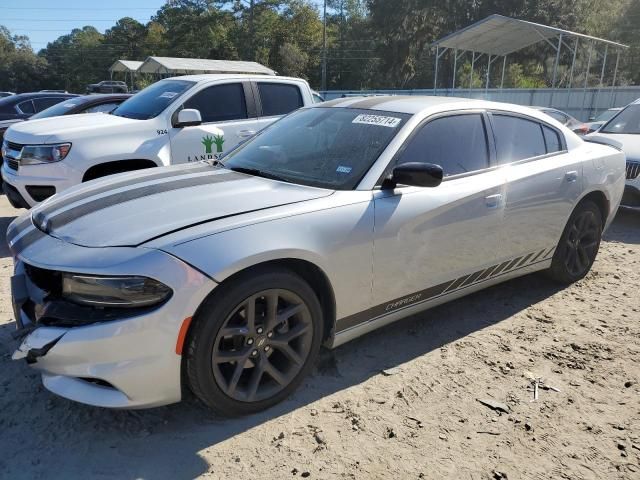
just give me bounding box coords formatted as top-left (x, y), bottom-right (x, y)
top-left (1, 74), bottom-right (314, 207)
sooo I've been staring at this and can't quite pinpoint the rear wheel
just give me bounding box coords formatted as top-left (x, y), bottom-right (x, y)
top-left (185, 268), bottom-right (323, 415)
top-left (548, 200), bottom-right (603, 283)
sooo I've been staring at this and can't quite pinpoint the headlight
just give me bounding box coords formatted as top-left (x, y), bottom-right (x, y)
top-left (20, 143), bottom-right (71, 165)
top-left (62, 274), bottom-right (172, 308)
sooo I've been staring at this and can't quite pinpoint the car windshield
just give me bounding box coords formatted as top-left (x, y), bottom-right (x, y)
top-left (595, 109), bottom-right (620, 123)
top-left (111, 80), bottom-right (194, 120)
top-left (30, 98), bottom-right (85, 119)
top-left (600, 104), bottom-right (640, 134)
top-left (222, 107), bottom-right (410, 190)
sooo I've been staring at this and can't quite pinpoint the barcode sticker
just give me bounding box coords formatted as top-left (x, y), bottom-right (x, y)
top-left (352, 114), bottom-right (401, 128)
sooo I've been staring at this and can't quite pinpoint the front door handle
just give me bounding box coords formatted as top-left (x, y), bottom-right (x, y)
top-left (485, 193), bottom-right (503, 208)
top-left (565, 171), bottom-right (578, 182)
top-left (238, 129), bottom-right (256, 138)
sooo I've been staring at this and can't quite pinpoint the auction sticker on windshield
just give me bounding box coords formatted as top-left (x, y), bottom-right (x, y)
top-left (352, 114), bottom-right (401, 128)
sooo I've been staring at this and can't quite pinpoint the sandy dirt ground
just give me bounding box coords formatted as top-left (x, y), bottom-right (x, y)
top-left (0, 196), bottom-right (638, 480)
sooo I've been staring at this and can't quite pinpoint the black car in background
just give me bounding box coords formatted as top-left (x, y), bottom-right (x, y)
top-left (0, 92), bottom-right (78, 122)
top-left (86, 80), bottom-right (128, 94)
top-left (0, 94), bottom-right (130, 164)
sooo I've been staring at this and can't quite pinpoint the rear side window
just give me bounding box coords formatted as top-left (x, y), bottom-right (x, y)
top-left (397, 114), bottom-right (489, 176)
top-left (493, 115), bottom-right (547, 163)
top-left (258, 83), bottom-right (303, 117)
top-left (542, 125), bottom-right (562, 153)
top-left (544, 110), bottom-right (568, 124)
top-left (17, 100), bottom-right (35, 114)
top-left (83, 102), bottom-right (120, 113)
top-left (184, 83), bottom-right (248, 123)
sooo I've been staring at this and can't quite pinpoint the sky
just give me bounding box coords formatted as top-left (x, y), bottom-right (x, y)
top-left (0, 0), bottom-right (165, 50)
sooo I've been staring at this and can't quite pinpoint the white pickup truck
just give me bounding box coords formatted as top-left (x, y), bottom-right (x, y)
top-left (1, 74), bottom-right (315, 208)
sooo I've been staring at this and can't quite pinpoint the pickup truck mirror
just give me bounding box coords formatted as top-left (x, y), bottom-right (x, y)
top-left (383, 162), bottom-right (444, 189)
top-left (175, 109), bottom-right (202, 128)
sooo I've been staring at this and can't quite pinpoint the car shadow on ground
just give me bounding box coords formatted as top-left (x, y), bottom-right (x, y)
top-left (0, 210), bottom-right (635, 479)
top-left (0, 216), bottom-right (16, 257)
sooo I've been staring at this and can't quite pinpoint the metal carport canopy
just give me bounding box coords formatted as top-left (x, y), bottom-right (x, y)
top-left (108, 60), bottom-right (143, 73)
top-left (433, 14), bottom-right (627, 56)
top-left (137, 57), bottom-right (276, 76)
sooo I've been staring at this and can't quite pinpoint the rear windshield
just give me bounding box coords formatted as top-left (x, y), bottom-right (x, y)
top-left (600, 104), bottom-right (640, 134)
top-left (111, 80), bottom-right (194, 120)
top-left (31, 98), bottom-right (85, 119)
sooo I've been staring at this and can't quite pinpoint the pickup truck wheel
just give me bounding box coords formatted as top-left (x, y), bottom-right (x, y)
top-left (185, 268), bottom-right (323, 415)
top-left (547, 200), bottom-right (602, 284)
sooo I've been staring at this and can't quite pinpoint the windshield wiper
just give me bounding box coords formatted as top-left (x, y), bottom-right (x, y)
top-left (228, 166), bottom-right (293, 183)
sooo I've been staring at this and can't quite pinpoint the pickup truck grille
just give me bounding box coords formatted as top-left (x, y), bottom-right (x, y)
top-left (6, 141), bottom-right (23, 152)
top-left (627, 161), bottom-right (640, 180)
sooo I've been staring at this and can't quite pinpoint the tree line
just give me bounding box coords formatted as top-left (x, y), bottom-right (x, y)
top-left (0, 0), bottom-right (638, 93)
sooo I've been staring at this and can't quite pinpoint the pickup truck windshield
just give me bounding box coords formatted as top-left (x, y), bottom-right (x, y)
top-left (111, 80), bottom-right (194, 120)
top-left (222, 107), bottom-right (410, 190)
top-left (600, 104), bottom-right (640, 134)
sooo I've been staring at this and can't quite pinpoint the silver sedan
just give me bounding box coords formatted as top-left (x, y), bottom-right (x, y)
top-left (9, 96), bottom-right (625, 415)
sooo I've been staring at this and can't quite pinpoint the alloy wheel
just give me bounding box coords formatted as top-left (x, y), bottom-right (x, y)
top-left (211, 289), bottom-right (313, 403)
top-left (563, 210), bottom-right (600, 277)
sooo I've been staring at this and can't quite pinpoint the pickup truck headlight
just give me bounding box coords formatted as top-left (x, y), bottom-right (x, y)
top-left (20, 143), bottom-right (71, 165)
top-left (62, 274), bottom-right (172, 308)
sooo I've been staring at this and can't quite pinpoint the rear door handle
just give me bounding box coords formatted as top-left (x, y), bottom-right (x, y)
top-left (238, 129), bottom-right (256, 138)
top-left (485, 193), bottom-right (503, 208)
top-left (565, 171), bottom-right (578, 182)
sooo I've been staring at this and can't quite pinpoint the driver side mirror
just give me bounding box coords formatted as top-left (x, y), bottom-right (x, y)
top-left (383, 162), bottom-right (444, 189)
top-left (174, 108), bottom-right (202, 128)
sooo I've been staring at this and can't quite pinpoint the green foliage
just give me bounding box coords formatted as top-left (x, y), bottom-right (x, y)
top-left (0, 0), bottom-right (637, 92)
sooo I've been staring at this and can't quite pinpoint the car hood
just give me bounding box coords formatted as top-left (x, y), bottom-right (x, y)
top-left (5, 112), bottom-right (137, 144)
top-left (588, 133), bottom-right (640, 161)
top-left (30, 163), bottom-right (333, 247)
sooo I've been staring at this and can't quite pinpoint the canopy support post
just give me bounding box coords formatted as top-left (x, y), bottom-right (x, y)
top-left (581, 43), bottom-right (594, 120)
top-left (500, 56), bottom-right (507, 90)
top-left (434, 46), bottom-right (439, 94)
top-left (551, 33), bottom-right (563, 89)
top-left (470, 52), bottom-right (475, 89)
top-left (568, 37), bottom-right (578, 89)
top-left (594, 44), bottom-right (608, 118)
top-left (609, 50), bottom-right (620, 107)
top-left (452, 48), bottom-right (458, 89)
top-left (486, 54), bottom-right (492, 93)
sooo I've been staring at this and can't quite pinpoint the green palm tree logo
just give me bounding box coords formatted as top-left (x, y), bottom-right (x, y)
top-left (213, 134), bottom-right (225, 153)
top-left (201, 135), bottom-right (215, 154)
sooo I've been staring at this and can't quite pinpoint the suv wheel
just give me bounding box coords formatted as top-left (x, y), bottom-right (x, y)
top-left (186, 267), bottom-right (323, 415)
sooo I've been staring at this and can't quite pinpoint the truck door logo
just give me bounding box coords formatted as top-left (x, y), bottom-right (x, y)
top-left (201, 134), bottom-right (225, 154)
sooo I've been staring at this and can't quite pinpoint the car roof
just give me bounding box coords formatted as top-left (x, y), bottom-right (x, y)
top-left (161, 74), bottom-right (307, 84)
top-left (80, 93), bottom-right (131, 102)
top-left (315, 95), bottom-right (561, 119)
top-left (2, 92), bottom-right (78, 102)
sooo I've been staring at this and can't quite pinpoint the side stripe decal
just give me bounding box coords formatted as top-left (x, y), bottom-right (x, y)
top-left (336, 248), bottom-right (551, 333)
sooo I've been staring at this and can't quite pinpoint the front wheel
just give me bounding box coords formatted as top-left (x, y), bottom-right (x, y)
top-left (185, 268), bottom-right (323, 415)
top-left (547, 200), bottom-right (603, 284)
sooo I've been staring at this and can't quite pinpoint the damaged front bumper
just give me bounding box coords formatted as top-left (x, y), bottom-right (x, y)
top-left (9, 232), bottom-right (217, 409)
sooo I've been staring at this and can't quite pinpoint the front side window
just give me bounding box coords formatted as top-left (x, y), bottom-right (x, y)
top-left (83, 102), bottom-right (121, 114)
top-left (493, 115), bottom-right (547, 164)
top-left (396, 114), bottom-right (489, 176)
top-left (183, 83), bottom-right (248, 123)
top-left (258, 83), bottom-right (303, 116)
top-left (111, 80), bottom-right (194, 120)
top-left (31, 98), bottom-right (84, 119)
top-left (600, 104), bottom-right (640, 134)
top-left (223, 107), bottom-right (409, 190)
top-left (33, 97), bottom-right (67, 112)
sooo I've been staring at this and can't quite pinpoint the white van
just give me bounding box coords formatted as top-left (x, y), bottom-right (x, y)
top-left (1, 74), bottom-right (314, 207)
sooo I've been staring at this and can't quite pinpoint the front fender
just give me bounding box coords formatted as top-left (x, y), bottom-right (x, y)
top-left (160, 198), bottom-right (376, 321)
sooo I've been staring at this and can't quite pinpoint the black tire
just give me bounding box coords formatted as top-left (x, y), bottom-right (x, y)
top-left (185, 267), bottom-right (323, 415)
top-left (548, 200), bottom-right (603, 284)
